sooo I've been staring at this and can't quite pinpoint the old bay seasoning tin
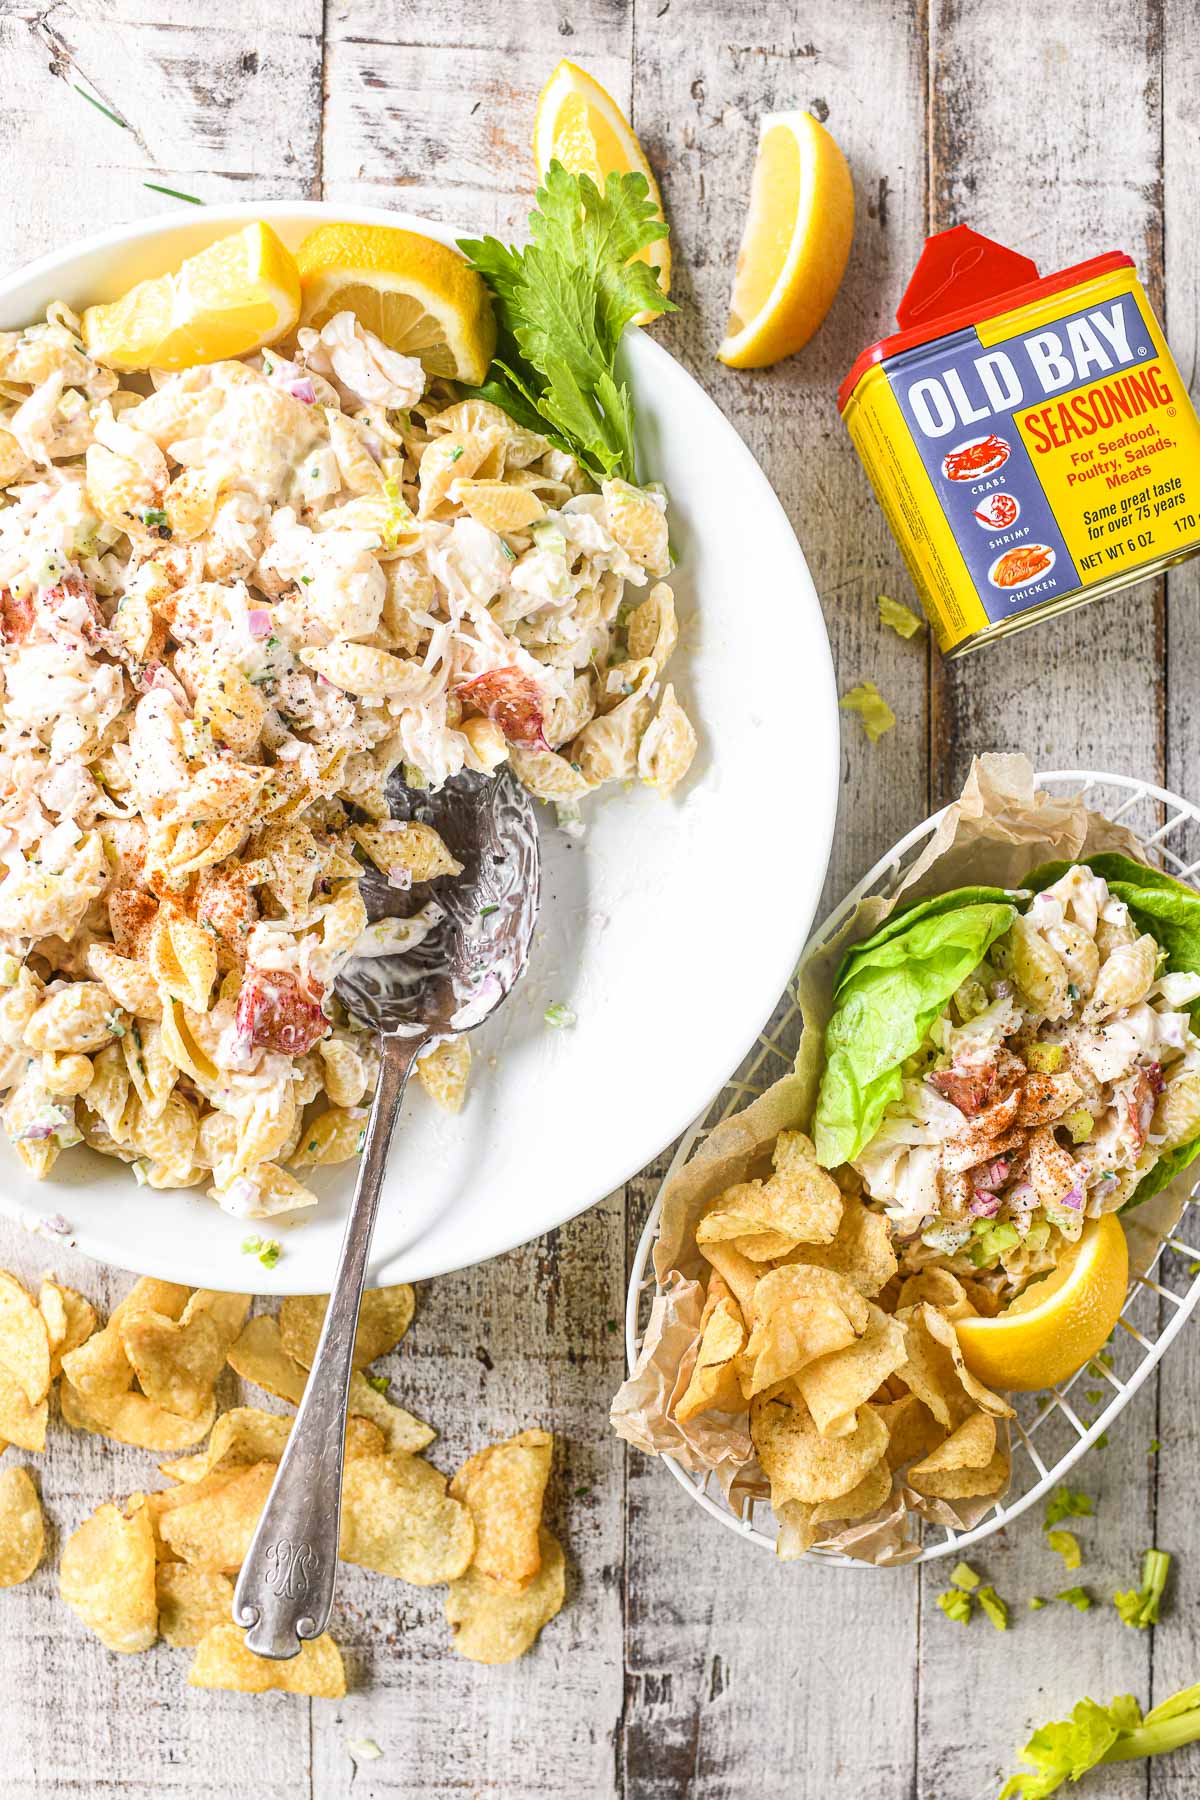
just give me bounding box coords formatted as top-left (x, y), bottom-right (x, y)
top-left (839, 226), bottom-right (1200, 656)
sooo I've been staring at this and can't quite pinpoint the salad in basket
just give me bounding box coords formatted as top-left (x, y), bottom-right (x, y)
top-left (612, 762), bottom-right (1200, 1564)
top-left (815, 853), bottom-right (1200, 1304)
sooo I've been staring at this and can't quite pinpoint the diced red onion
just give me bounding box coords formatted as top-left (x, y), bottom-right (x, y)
top-left (1148, 1061), bottom-right (1166, 1095)
top-left (284, 377), bottom-right (317, 404)
top-left (17, 1123), bottom-right (56, 1142)
top-left (969, 1189), bottom-right (1002, 1217)
top-left (247, 608), bottom-right (273, 639)
top-left (1094, 1172), bottom-right (1120, 1198)
top-left (984, 1158), bottom-right (1010, 1187)
top-left (1061, 1184), bottom-right (1084, 1211)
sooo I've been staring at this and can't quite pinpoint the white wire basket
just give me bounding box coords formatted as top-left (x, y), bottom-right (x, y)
top-left (625, 771), bottom-right (1200, 1565)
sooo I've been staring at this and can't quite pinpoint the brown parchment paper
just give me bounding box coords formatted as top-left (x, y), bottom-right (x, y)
top-left (612, 754), bottom-right (1191, 1565)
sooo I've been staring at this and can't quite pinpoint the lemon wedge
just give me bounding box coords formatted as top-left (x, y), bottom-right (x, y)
top-left (717, 111), bottom-right (854, 370)
top-left (295, 224), bottom-right (496, 387)
top-left (954, 1214), bottom-right (1128, 1393)
top-left (81, 222), bottom-right (300, 372)
top-left (534, 58), bottom-right (670, 318)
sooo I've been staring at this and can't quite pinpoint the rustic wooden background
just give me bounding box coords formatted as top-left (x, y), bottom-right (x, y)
top-left (1, 0), bottom-right (1197, 1794)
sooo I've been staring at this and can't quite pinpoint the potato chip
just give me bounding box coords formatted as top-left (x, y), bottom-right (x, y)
top-left (160, 1404), bottom-right (384, 1482)
top-left (921, 1304), bottom-right (1014, 1420)
top-left (61, 1277), bottom-right (189, 1400)
top-left (743, 1265), bottom-right (869, 1398)
top-left (908, 1409), bottom-right (1010, 1499)
top-left (189, 1623), bottom-right (346, 1697)
top-left (446, 1526), bottom-right (565, 1664)
top-left (892, 1302), bottom-right (1014, 1434)
top-left (896, 1269), bottom-right (976, 1319)
top-left (226, 1313), bottom-right (307, 1402)
top-left (876, 1393), bottom-right (945, 1471)
top-left (777, 1197), bottom-right (898, 1297)
top-left (675, 1279), bottom-right (748, 1423)
top-left (60, 1497), bottom-right (157, 1652)
top-left (159, 1405), bottom-right (290, 1481)
top-left (121, 1288), bottom-right (250, 1420)
top-left (775, 1457), bottom-right (894, 1560)
top-left (279, 1284), bottom-right (415, 1370)
top-left (60, 1372), bottom-right (214, 1451)
top-left (0, 1271), bottom-right (50, 1407)
top-left (227, 1316), bottom-right (435, 1453)
top-left (791, 1305), bottom-right (908, 1438)
top-left (696, 1133), bottom-right (842, 1261)
top-left (340, 1452), bottom-right (475, 1585)
top-left (144, 1471), bottom-right (242, 1559)
top-left (159, 1459), bottom-right (275, 1570)
top-left (751, 1392), bottom-right (888, 1506)
top-left (0, 1466), bottom-right (43, 1585)
top-left (0, 1366), bottom-right (47, 1451)
top-left (347, 1373), bottom-right (436, 1455)
top-left (156, 1563), bottom-right (234, 1646)
top-left (39, 1279), bottom-right (96, 1380)
top-left (449, 1429), bottom-right (552, 1592)
top-left (699, 1242), bottom-right (758, 1324)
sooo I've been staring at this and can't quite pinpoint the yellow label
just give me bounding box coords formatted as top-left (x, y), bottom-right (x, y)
top-left (1004, 275), bottom-right (1200, 585)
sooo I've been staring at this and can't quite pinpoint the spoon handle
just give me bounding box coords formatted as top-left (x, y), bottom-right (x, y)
top-left (233, 1031), bottom-right (423, 1659)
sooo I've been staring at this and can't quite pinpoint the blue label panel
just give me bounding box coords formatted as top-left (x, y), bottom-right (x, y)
top-left (884, 291), bottom-right (1158, 623)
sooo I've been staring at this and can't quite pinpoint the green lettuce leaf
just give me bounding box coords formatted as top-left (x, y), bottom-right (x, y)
top-left (813, 894), bottom-right (1018, 1168)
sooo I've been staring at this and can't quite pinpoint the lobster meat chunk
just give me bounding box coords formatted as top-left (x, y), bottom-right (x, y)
top-left (457, 665), bottom-right (549, 749)
top-left (235, 967), bottom-right (328, 1056)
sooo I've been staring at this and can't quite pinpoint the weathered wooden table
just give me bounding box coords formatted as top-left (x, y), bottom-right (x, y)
top-left (1, 1), bottom-right (1197, 1794)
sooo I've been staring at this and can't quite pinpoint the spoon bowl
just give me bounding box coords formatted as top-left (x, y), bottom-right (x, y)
top-left (233, 766), bottom-right (541, 1660)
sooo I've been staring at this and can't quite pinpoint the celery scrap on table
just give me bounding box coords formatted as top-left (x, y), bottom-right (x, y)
top-left (838, 679), bottom-right (895, 743)
top-left (458, 163), bottom-right (674, 483)
top-left (877, 593), bottom-right (923, 638)
top-left (1046, 1530), bottom-right (1081, 1572)
top-left (1113, 1548), bottom-right (1171, 1629)
top-left (1000, 1680), bottom-right (1200, 1798)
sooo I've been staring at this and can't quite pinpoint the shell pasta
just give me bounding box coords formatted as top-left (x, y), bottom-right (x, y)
top-left (0, 304), bottom-right (696, 1216)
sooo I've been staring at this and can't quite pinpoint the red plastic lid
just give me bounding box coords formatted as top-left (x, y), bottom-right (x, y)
top-left (838, 226), bottom-right (1134, 412)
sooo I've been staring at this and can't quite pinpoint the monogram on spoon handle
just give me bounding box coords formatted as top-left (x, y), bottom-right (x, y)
top-left (233, 1033), bottom-right (422, 1659)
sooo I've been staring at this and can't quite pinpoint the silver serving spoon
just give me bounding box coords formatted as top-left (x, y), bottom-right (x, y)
top-left (233, 766), bottom-right (541, 1659)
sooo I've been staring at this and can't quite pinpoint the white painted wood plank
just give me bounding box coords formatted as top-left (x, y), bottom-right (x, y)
top-left (928, 0), bottom-right (1165, 813)
top-left (920, 3), bottom-right (1166, 1794)
top-left (1149, 1), bottom-right (1200, 1792)
top-left (321, 1), bottom-right (632, 233)
top-left (623, 4), bottom-right (928, 1792)
top-left (1, 1), bottom-right (324, 256)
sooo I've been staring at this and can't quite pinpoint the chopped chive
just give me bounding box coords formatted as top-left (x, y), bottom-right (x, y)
top-left (74, 85), bottom-right (129, 128)
top-left (143, 181), bottom-right (205, 206)
top-left (363, 1372), bottom-right (390, 1395)
top-left (479, 904), bottom-right (499, 918)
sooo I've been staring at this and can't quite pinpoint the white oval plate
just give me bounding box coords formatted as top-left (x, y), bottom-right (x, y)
top-left (0, 202), bottom-right (839, 1292)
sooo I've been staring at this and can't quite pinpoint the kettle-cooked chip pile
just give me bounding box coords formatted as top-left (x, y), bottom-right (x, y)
top-left (0, 1263), bottom-right (566, 1695)
top-left (680, 1130), bottom-right (1015, 1557)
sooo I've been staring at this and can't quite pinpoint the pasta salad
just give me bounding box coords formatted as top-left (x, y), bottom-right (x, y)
top-left (0, 298), bottom-right (694, 1219)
